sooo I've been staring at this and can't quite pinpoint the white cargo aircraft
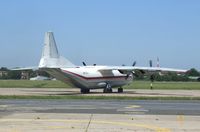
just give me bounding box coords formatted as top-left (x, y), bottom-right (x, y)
top-left (15, 32), bottom-right (187, 93)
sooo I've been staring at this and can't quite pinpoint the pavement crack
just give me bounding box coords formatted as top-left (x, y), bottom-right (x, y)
top-left (85, 114), bottom-right (93, 132)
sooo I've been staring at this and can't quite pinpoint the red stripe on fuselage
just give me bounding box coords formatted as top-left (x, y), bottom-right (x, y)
top-left (62, 69), bottom-right (126, 80)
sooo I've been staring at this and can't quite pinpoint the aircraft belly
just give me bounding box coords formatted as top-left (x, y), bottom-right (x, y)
top-left (41, 68), bottom-right (80, 88)
top-left (84, 78), bottom-right (130, 89)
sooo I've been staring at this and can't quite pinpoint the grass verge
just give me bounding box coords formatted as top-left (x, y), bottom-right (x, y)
top-left (0, 95), bottom-right (200, 100)
top-left (125, 81), bottom-right (200, 90)
top-left (0, 80), bottom-right (200, 90)
top-left (0, 80), bottom-right (70, 88)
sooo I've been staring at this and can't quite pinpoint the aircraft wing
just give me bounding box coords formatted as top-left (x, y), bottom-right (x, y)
top-left (133, 66), bottom-right (187, 73)
top-left (98, 66), bottom-right (187, 74)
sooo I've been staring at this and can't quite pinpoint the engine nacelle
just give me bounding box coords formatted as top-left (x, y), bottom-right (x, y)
top-left (97, 82), bottom-right (107, 88)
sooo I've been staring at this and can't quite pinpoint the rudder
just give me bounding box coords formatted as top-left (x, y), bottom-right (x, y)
top-left (39, 32), bottom-right (76, 68)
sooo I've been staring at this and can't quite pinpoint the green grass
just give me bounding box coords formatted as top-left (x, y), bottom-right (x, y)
top-left (0, 80), bottom-right (70, 88)
top-left (124, 81), bottom-right (200, 90)
top-left (0, 95), bottom-right (200, 100)
top-left (0, 80), bottom-right (200, 90)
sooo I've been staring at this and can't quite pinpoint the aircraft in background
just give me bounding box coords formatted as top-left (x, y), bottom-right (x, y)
top-left (14, 32), bottom-right (187, 93)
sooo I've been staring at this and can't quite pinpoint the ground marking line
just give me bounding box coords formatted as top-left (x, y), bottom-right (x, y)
top-left (85, 114), bottom-right (93, 132)
top-left (125, 105), bottom-right (141, 108)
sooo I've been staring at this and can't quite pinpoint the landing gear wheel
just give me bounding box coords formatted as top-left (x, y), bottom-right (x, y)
top-left (118, 87), bottom-right (123, 93)
top-left (103, 83), bottom-right (113, 93)
top-left (80, 89), bottom-right (90, 94)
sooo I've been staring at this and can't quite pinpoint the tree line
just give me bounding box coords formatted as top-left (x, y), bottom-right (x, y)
top-left (0, 67), bottom-right (49, 80)
top-left (135, 68), bottom-right (200, 81)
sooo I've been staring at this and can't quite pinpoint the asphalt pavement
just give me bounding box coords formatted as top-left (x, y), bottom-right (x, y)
top-left (0, 99), bottom-right (200, 131)
top-left (0, 99), bottom-right (200, 115)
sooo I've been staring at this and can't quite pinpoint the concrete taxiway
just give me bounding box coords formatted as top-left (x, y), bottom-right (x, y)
top-left (0, 99), bottom-right (200, 131)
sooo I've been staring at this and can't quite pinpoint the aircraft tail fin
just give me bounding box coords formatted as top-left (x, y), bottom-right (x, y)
top-left (39, 32), bottom-right (76, 68)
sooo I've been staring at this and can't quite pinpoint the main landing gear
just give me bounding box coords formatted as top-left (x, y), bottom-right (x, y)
top-left (103, 84), bottom-right (124, 93)
top-left (80, 88), bottom-right (90, 94)
top-left (117, 87), bottom-right (123, 93)
top-left (103, 83), bottom-right (113, 93)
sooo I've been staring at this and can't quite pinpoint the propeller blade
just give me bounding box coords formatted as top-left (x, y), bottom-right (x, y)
top-left (132, 61), bottom-right (136, 66)
top-left (82, 62), bottom-right (86, 66)
top-left (149, 60), bottom-right (153, 67)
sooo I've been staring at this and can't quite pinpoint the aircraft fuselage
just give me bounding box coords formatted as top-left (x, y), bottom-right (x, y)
top-left (42, 66), bottom-right (133, 90)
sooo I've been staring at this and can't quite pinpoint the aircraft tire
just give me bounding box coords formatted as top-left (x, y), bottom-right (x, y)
top-left (81, 89), bottom-right (90, 93)
top-left (118, 87), bottom-right (123, 93)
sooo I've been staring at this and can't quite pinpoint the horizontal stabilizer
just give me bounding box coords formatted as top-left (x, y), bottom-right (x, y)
top-left (11, 66), bottom-right (38, 71)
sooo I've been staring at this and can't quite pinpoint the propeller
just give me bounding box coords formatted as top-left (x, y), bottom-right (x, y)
top-left (149, 60), bottom-right (153, 67)
top-left (82, 62), bottom-right (86, 66)
top-left (124, 61), bottom-right (137, 79)
top-left (132, 61), bottom-right (136, 67)
top-left (122, 61), bottom-right (136, 67)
